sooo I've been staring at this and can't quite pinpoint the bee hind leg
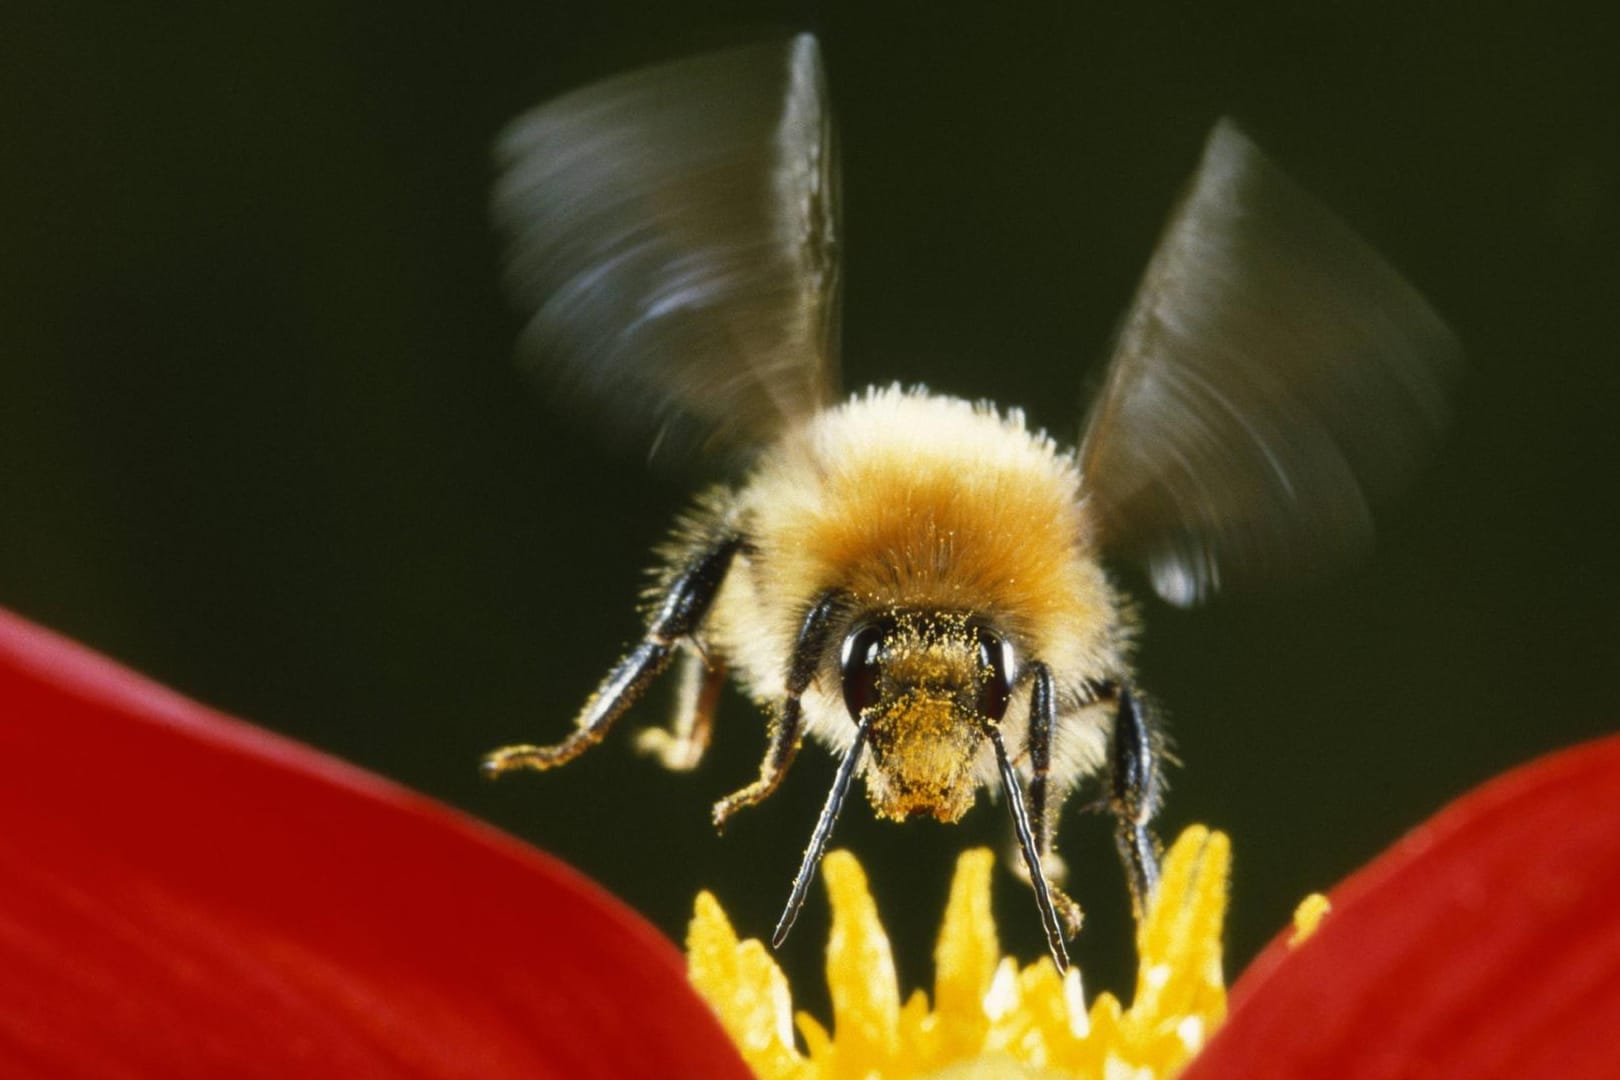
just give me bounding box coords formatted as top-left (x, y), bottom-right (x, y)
top-left (711, 588), bottom-right (846, 831)
top-left (483, 536), bottom-right (742, 778)
top-left (636, 649), bottom-right (726, 771)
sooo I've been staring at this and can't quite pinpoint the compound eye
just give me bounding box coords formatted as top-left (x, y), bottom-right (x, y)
top-left (974, 626), bottom-right (1013, 721)
top-left (840, 621), bottom-right (888, 720)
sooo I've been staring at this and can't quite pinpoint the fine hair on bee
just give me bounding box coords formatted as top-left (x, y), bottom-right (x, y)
top-left (483, 34), bottom-right (1461, 971)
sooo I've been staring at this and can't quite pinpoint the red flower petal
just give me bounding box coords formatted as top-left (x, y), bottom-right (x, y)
top-left (1186, 732), bottom-right (1620, 1080)
top-left (0, 609), bottom-right (752, 1079)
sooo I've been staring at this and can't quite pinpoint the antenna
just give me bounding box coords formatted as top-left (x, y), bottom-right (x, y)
top-left (772, 718), bottom-right (869, 948)
top-left (988, 725), bottom-right (1071, 972)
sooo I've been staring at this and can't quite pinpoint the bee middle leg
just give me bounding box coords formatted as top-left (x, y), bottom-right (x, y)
top-left (483, 536), bottom-right (742, 778)
top-left (712, 588), bottom-right (846, 831)
top-left (1109, 684), bottom-right (1163, 920)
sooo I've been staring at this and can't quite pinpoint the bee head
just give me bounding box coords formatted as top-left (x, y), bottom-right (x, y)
top-left (839, 610), bottom-right (1013, 823)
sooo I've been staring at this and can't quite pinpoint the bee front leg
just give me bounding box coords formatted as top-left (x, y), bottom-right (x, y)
top-left (636, 649), bottom-right (727, 771)
top-left (1022, 661), bottom-right (1084, 939)
top-left (712, 588), bottom-right (845, 831)
top-left (1109, 684), bottom-right (1163, 921)
top-left (483, 536), bottom-right (742, 778)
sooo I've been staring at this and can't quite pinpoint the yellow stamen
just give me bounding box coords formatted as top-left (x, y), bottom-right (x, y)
top-left (687, 826), bottom-right (1232, 1079)
top-left (1290, 893), bottom-right (1332, 946)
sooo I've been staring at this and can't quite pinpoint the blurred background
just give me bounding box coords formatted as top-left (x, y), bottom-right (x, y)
top-left (3, 1), bottom-right (1616, 1004)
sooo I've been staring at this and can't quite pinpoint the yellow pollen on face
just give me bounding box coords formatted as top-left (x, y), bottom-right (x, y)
top-left (686, 826), bottom-right (1232, 1079)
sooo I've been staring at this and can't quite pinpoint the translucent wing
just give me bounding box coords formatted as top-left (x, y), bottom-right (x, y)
top-left (492, 34), bottom-right (840, 460)
top-left (1080, 119), bottom-right (1462, 606)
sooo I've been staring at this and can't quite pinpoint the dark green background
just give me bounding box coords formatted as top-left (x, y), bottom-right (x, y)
top-left (4, 2), bottom-right (1617, 1001)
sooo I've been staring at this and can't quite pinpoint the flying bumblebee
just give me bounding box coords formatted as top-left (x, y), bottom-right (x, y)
top-left (483, 34), bottom-right (1460, 969)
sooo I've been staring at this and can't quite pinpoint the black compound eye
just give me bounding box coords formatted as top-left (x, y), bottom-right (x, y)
top-left (840, 621), bottom-right (889, 720)
top-left (974, 626), bottom-right (1013, 721)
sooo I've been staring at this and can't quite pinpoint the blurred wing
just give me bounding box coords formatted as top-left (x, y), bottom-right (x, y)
top-left (1080, 119), bottom-right (1462, 606)
top-left (492, 34), bottom-right (840, 460)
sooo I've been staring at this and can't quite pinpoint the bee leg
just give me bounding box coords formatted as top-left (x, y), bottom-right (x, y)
top-left (635, 649), bottom-right (726, 771)
top-left (1028, 661), bottom-right (1059, 857)
top-left (1023, 661), bottom-right (1085, 939)
top-left (1110, 684), bottom-right (1163, 921)
top-left (483, 536), bottom-right (742, 778)
top-left (712, 588), bottom-right (845, 831)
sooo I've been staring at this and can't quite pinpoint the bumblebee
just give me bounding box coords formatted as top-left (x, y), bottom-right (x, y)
top-left (483, 35), bottom-right (1460, 969)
